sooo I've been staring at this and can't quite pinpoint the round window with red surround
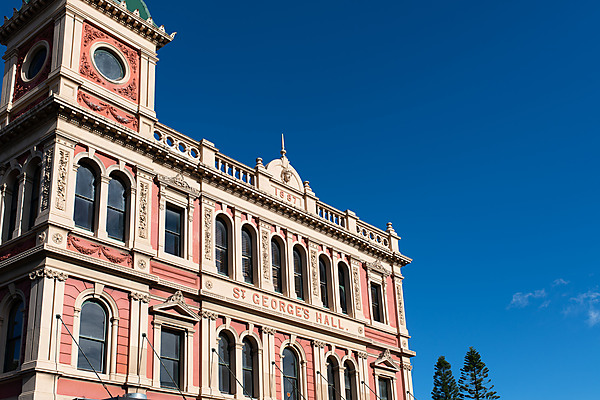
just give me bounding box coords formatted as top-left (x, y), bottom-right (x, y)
top-left (21, 41), bottom-right (49, 82)
top-left (90, 44), bottom-right (129, 85)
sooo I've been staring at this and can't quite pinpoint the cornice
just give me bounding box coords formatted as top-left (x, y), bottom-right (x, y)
top-left (0, 96), bottom-right (413, 267)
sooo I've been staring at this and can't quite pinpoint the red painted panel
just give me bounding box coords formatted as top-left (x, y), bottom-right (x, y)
top-left (13, 24), bottom-right (53, 101)
top-left (360, 263), bottom-right (371, 318)
top-left (77, 91), bottom-right (139, 131)
top-left (151, 182), bottom-right (159, 251)
top-left (386, 276), bottom-right (398, 329)
top-left (74, 144), bottom-right (88, 156)
top-left (66, 234), bottom-right (133, 268)
top-left (0, 237), bottom-right (36, 262)
top-left (150, 261), bottom-right (199, 287)
top-left (57, 378), bottom-right (124, 398)
top-left (229, 320), bottom-right (247, 336)
top-left (364, 327), bottom-right (398, 347)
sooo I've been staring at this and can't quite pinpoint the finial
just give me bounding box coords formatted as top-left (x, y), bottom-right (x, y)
top-left (280, 133), bottom-right (286, 156)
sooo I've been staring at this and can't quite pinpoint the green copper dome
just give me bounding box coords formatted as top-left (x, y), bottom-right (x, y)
top-left (110, 0), bottom-right (153, 21)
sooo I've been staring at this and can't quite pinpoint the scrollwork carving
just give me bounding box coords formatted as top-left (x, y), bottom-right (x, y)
top-left (130, 292), bottom-right (150, 303)
top-left (138, 182), bottom-right (149, 238)
top-left (40, 148), bottom-right (53, 211)
top-left (353, 267), bottom-right (361, 311)
top-left (313, 340), bottom-right (326, 348)
top-left (261, 326), bottom-right (276, 335)
top-left (310, 249), bottom-right (318, 296)
top-left (67, 235), bottom-right (132, 267)
top-left (29, 267), bottom-right (68, 281)
top-left (204, 208), bottom-right (212, 260)
top-left (262, 230), bottom-right (270, 280)
top-left (201, 309), bottom-right (218, 320)
top-left (55, 150), bottom-right (69, 211)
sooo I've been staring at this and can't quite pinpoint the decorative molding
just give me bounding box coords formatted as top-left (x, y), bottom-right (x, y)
top-left (201, 309), bottom-right (218, 320)
top-left (352, 267), bottom-right (362, 311)
top-left (151, 291), bottom-right (200, 322)
top-left (55, 149), bottom-right (69, 211)
top-left (138, 259), bottom-right (146, 269)
top-left (130, 291), bottom-right (150, 303)
top-left (310, 249), bottom-right (318, 296)
top-left (138, 182), bottom-right (149, 238)
top-left (396, 285), bottom-right (405, 325)
top-left (261, 326), bottom-right (276, 335)
top-left (204, 207), bottom-right (212, 260)
top-left (77, 91), bottom-right (139, 131)
top-left (367, 260), bottom-right (391, 277)
top-left (313, 340), bottom-right (326, 348)
top-left (373, 349), bottom-right (400, 371)
top-left (261, 229), bottom-right (270, 280)
top-left (40, 147), bottom-right (53, 211)
top-left (29, 267), bottom-right (68, 281)
top-left (401, 362), bottom-right (413, 371)
top-left (52, 233), bottom-right (63, 244)
top-left (67, 235), bottom-right (132, 267)
top-left (157, 173), bottom-right (199, 196)
top-left (357, 351), bottom-right (368, 359)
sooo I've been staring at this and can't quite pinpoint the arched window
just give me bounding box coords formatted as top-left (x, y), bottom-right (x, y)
top-left (74, 164), bottom-right (97, 231)
top-left (242, 338), bottom-right (257, 397)
top-left (293, 248), bottom-right (304, 300)
top-left (319, 257), bottom-right (329, 308)
top-left (218, 332), bottom-right (233, 394)
top-left (28, 164), bottom-right (41, 230)
top-left (282, 347), bottom-right (299, 400)
top-left (7, 179), bottom-right (19, 239)
top-left (343, 361), bottom-right (356, 400)
top-left (326, 357), bottom-right (340, 400)
top-left (271, 240), bottom-right (283, 293)
top-left (77, 300), bottom-right (107, 373)
top-left (106, 177), bottom-right (127, 241)
top-left (338, 263), bottom-right (351, 315)
top-left (215, 218), bottom-right (229, 276)
top-left (3, 300), bottom-right (24, 372)
top-left (242, 227), bottom-right (253, 284)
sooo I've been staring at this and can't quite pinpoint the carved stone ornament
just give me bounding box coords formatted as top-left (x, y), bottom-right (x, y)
top-left (29, 268), bottom-right (68, 281)
top-left (261, 326), bottom-right (276, 335)
top-left (138, 182), bottom-right (149, 238)
top-left (401, 362), bottom-right (413, 371)
top-left (310, 249), bottom-right (318, 296)
top-left (281, 167), bottom-right (292, 184)
top-left (313, 340), bottom-right (326, 348)
top-left (40, 148), bottom-right (53, 211)
top-left (158, 173), bottom-right (200, 196)
top-left (67, 235), bottom-right (132, 267)
top-left (352, 267), bottom-right (362, 311)
top-left (367, 260), bottom-right (391, 277)
top-left (374, 349), bottom-right (400, 371)
top-left (357, 351), bottom-right (368, 359)
top-left (138, 259), bottom-right (146, 269)
top-left (396, 285), bottom-right (405, 325)
top-left (38, 231), bottom-right (46, 245)
top-left (55, 150), bottom-right (69, 211)
top-left (204, 208), bottom-right (212, 260)
top-left (168, 290), bottom-right (184, 303)
top-left (262, 230), bottom-right (270, 280)
top-left (205, 280), bottom-right (213, 289)
top-left (201, 309), bottom-right (218, 320)
top-left (130, 292), bottom-right (150, 303)
top-left (52, 233), bottom-right (63, 244)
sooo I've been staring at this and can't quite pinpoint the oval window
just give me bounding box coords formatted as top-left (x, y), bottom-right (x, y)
top-left (93, 48), bottom-right (125, 82)
top-left (25, 46), bottom-right (48, 80)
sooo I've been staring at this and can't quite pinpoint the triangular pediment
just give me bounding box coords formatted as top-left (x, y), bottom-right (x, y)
top-left (373, 349), bottom-right (400, 371)
top-left (150, 291), bottom-right (200, 322)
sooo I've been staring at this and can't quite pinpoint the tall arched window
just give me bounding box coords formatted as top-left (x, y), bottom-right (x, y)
top-left (7, 179), bottom-right (19, 239)
top-left (215, 218), bottom-right (229, 276)
top-left (338, 263), bottom-right (350, 315)
top-left (28, 164), bottom-right (41, 230)
top-left (319, 257), bottom-right (329, 308)
top-left (343, 361), bottom-right (356, 400)
top-left (327, 357), bottom-right (340, 400)
top-left (77, 300), bottom-right (107, 372)
top-left (218, 332), bottom-right (233, 394)
top-left (242, 227), bottom-right (253, 284)
top-left (282, 347), bottom-right (299, 400)
top-left (3, 300), bottom-right (24, 372)
top-left (271, 240), bottom-right (283, 293)
top-left (242, 338), bottom-right (257, 397)
top-left (106, 177), bottom-right (127, 241)
top-left (293, 248), bottom-right (304, 300)
top-left (74, 164), bottom-right (97, 231)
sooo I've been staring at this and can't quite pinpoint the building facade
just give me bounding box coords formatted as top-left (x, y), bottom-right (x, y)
top-left (0, 1), bottom-right (415, 400)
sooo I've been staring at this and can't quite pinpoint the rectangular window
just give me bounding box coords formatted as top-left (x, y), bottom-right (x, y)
top-left (371, 283), bottom-right (383, 323)
top-left (165, 205), bottom-right (183, 257)
top-left (378, 378), bottom-right (391, 400)
top-left (160, 329), bottom-right (182, 389)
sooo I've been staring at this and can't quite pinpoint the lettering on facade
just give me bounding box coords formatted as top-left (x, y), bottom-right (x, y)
top-left (40, 148), bottom-right (53, 211)
top-left (138, 182), bottom-right (149, 238)
top-left (274, 187), bottom-right (299, 206)
top-left (56, 150), bottom-right (69, 211)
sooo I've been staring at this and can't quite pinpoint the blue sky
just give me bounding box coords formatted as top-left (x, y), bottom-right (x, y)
top-left (155, 1), bottom-right (599, 398)
top-left (5, 0), bottom-right (600, 398)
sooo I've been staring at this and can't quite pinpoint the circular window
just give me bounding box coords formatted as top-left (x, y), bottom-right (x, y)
top-left (22, 41), bottom-right (49, 82)
top-left (93, 47), bottom-right (125, 82)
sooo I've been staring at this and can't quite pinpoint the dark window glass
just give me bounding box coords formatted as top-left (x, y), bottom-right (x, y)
top-left (216, 218), bottom-right (229, 276)
top-left (26, 46), bottom-right (47, 79)
top-left (283, 348), bottom-right (299, 400)
top-left (7, 180), bottom-right (19, 239)
top-left (271, 240), bottom-right (283, 293)
top-left (3, 300), bottom-right (24, 372)
top-left (93, 48), bottom-right (125, 81)
top-left (218, 333), bottom-right (233, 393)
top-left (327, 358), bottom-right (338, 400)
top-left (242, 339), bottom-right (256, 397)
top-left (28, 165), bottom-right (41, 230)
top-left (371, 284), bottom-right (383, 323)
top-left (74, 165), bottom-right (96, 231)
top-left (339, 264), bottom-right (349, 315)
top-left (319, 258), bottom-right (329, 308)
top-left (378, 378), bottom-right (390, 400)
top-left (293, 248), bottom-right (304, 300)
top-left (344, 362), bottom-right (355, 400)
top-left (77, 301), bottom-right (107, 373)
top-left (165, 205), bottom-right (182, 257)
top-left (160, 329), bottom-right (181, 389)
top-left (242, 228), bottom-right (253, 284)
top-left (106, 177), bottom-right (127, 241)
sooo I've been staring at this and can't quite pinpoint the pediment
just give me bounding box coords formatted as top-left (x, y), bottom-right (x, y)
top-left (150, 291), bottom-right (200, 322)
top-left (373, 349), bottom-right (400, 371)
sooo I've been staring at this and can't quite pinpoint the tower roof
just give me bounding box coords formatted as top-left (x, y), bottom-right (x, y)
top-left (23, 0), bottom-right (152, 19)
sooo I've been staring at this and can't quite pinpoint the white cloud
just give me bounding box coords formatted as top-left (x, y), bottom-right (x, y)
top-left (552, 278), bottom-right (569, 287)
top-left (566, 291), bottom-right (600, 326)
top-left (508, 289), bottom-right (546, 308)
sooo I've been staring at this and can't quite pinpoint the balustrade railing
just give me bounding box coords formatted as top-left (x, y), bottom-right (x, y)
top-left (214, 154), bottom-right (256, 186)
top-left (316, 202), bottom-right (346, 228)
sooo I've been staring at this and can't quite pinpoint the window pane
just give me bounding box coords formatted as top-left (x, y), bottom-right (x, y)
top-left (8, 180), bottom-right (19, 237)
top-left (243, 340), bottom-right (255, 397)
top-left (78, 337), bottom-right (104, 372)
top-left (74, 197), bottom-right (94, 230)
top-left (371, 284), bottom-right (382, 322)
top-left (166, 207), bottom-right (181, 234)
top-left (339, 266), bottom-right (348, 314)
top-left (242, 229), bottom-right (253, 283)
top-left (107, 179), bottom-right (126, 210)
top-left (219, 334), bottom-right (232, 393)
top-left (94, 48), bottom-right (125, 81)
top-left (327, 361), bottom-right (336, 400)
top-left (216, 219), bottom-right (229, 275)
top-left (75, 165), bottom-right (95, 199)
top-left (29, 165), bottom-right (41, 229)
top-left (4, 301), bottom-right (24, 372)
top-left (320, 258), bottom-right (329, 308)
top-left (160, 330), bottom-right (181, 389)
top-left (107, 208), bottom-right (125, 241)
top-left (379, 378), bottom-right (389, 400)
top-left (160, 358), bottom-right (180, 388)
top-left (294, 249), bottom-right (304, 300)
top-left (80, 302), bottom-right (106, 340)
top-left (344, 362), bottom-right (354, 400)
top-left (165, 231), bottom-right (181, 257)
top-left (165, 206), bottom-right (182, 257)
top-left (161, 330), bottom-right (181, 358)
top-left (272, 240), bottom-right (282, 293)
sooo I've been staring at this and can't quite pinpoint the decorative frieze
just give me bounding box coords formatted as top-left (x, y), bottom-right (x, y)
top-left (138, 182), bottom-right (149, 238)
top-left (357, 351), bottom-right (368, 359)
top-left (352, 267), bottom-right (361, 311)
top-left (29, 267), bottom-right (68, 281)
top-left (55, 149), bottom-right (69, 211)
top-left (67, 235), bottom-right (132, 267)
top-left (396, 284), bottom-right (405, 325)
top-left (40, 148), bottom-right (53, 211)
top-left (204, 208), bottom-right (212, 260)
top-left (157, 173), bottom-right (200, 196)
top-left (261, 229), bottom-right (270, 280)
top-left (130, 292), bottom-right (150, 303)
top-left (261, 326), bottom-right (276, 335)
top-left (313, 340), bottom-right (326, 348)
top-left (367, 260), bottom-right (391, 277)
top-left (310, 248), bottom-right (318, 296)
top-left (201, 309), bottom-right (218, 320)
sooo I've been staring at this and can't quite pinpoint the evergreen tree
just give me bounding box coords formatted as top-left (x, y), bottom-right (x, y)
top-left (458, 347), bottom-right (499, 400)
top-left (431, 356), bottom-right (460, 400)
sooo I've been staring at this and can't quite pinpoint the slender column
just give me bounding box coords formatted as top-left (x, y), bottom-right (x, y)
top-left (201, 309), bottom-right (218, 395)
top-left (259, 222), bottom-right (272, 291)
top-left (97, 176), bottom-right (110, 239)
top-left (313, 340), bottom-right (327, 400)
top-left (234, 209), bottom-right (243, 282)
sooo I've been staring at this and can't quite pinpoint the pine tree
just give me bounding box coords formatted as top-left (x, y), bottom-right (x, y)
top-left (431, 356), bottom-right (460, 400)
top-left (458, 347), bottom-right (499, 400)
